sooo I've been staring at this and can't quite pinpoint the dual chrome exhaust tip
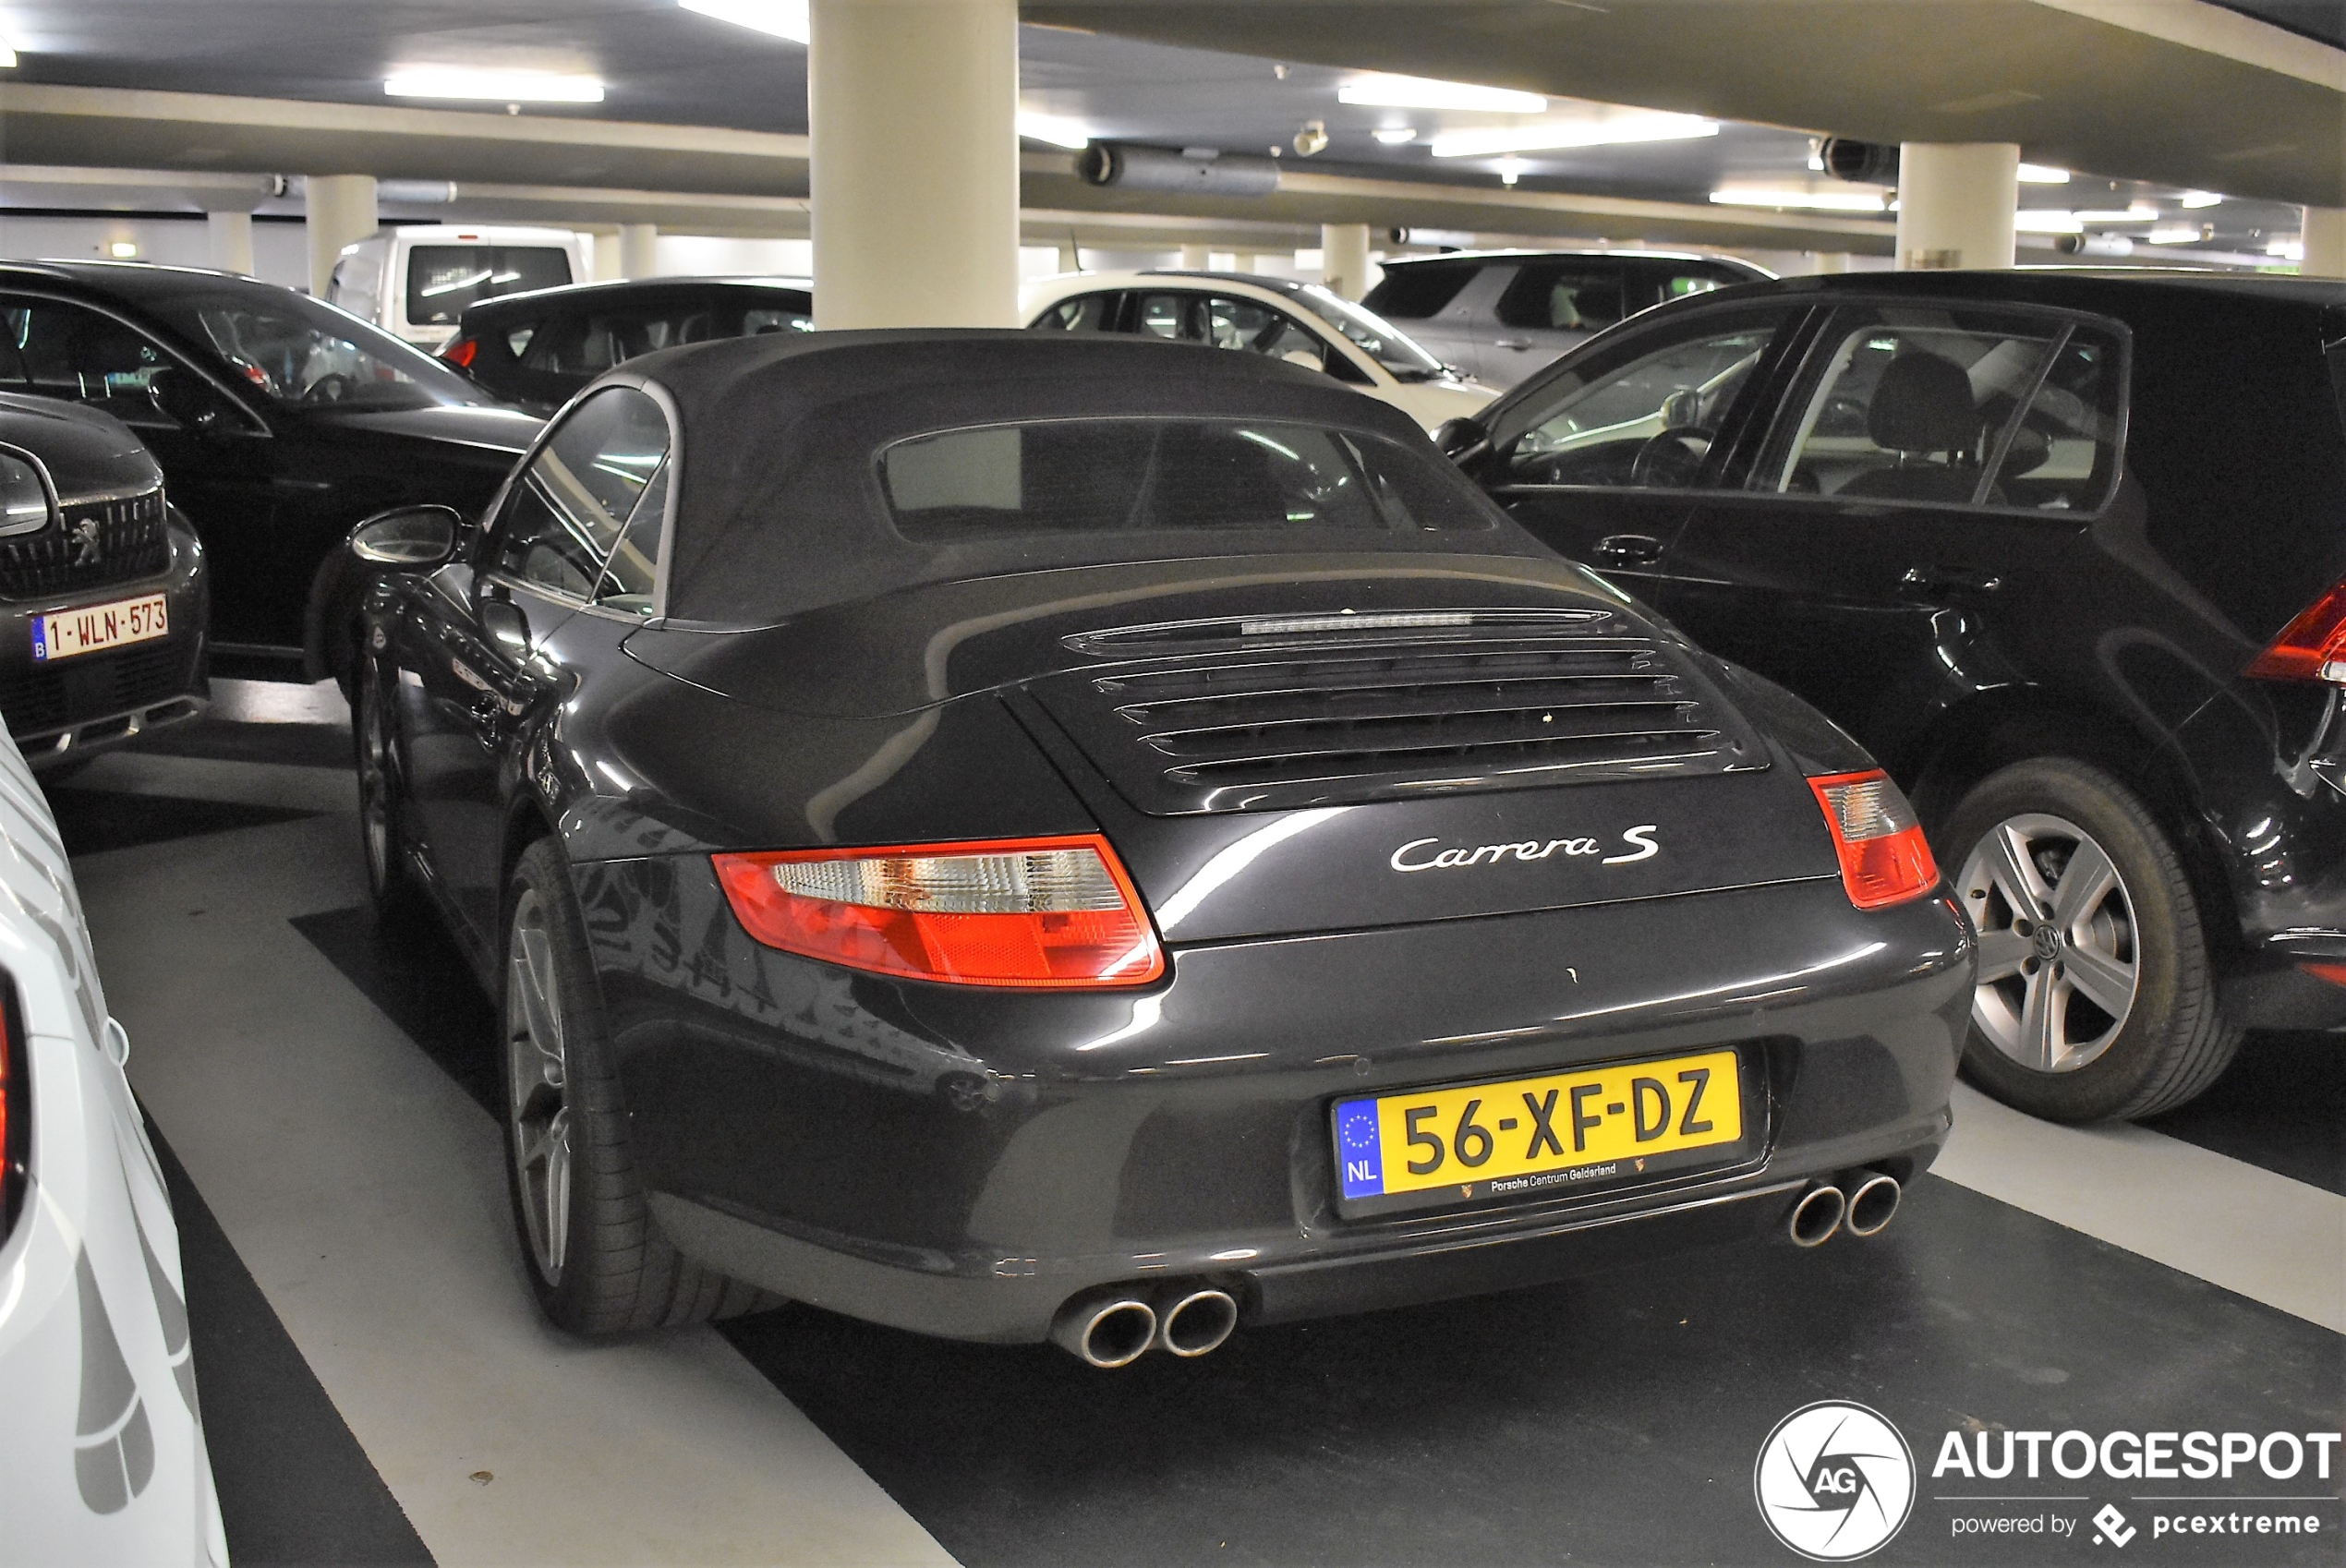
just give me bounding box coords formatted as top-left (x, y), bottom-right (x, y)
top-left (1789, 1171), bottom-right (1903, 1248)
top-left (1050, 1284), bottom-right (1240, 1369)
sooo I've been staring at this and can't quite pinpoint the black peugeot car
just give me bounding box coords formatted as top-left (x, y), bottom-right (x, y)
top-left (438, 276), bottom-right (814, 415)
top-left (341, 331), bottom-right (1971, 1362)
top-left (1438, 267), bottom-right (2346, 1125)
top-left (0, 261), bottom-right (540, 685)
top-left (0, 393), bottom-right (206, 766)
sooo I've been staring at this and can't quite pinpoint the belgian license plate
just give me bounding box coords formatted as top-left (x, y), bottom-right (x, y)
top-left (32, 593), bottom-right (169, 662)
top-left (1332, 1048), bottom-right (1747, 1216)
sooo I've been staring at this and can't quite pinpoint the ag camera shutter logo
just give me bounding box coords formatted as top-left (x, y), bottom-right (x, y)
top-left (1754, 1401), bottom-right (1917, 1561)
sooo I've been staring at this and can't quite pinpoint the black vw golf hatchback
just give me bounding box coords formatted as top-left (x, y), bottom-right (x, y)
top-left (343, 332), bottom-right (1970, 1360)
top-left (1444, 268), bottom-right (2346, 1123)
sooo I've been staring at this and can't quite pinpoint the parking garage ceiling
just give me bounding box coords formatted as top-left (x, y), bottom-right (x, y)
top-left (0, 0), bottom-right (2325, 255)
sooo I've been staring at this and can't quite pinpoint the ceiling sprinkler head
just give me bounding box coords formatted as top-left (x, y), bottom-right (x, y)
top-left (1294, 119), bottom-right (1329, 157)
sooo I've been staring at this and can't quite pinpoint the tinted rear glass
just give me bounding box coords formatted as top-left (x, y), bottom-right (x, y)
top-left (408, 246), bottom-right (574, 326)
top-left (1361, 260), bottom-right (1480, 320)
top-left (879, 419), bottom-right (1494, 542)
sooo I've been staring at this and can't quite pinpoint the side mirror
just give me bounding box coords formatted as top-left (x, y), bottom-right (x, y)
top-left (349, 505), bottom-right (462, 569)
top-left (1432, 416), bottom-right (1491, 467)
top-left (479, 596), bottom-right (531, 656)
top-left (0, 451), bottom-right (55, 536)
top-left (1660, 388), bottom-right (1704, 431)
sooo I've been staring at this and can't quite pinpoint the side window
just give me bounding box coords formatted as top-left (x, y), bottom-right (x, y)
top-left (1501, 309), bottom-right (1796, 489)
top-left (1360, 259), bottom-right (1480, 320)
top-left (1758, 305), bottom-right (2112, 508)
top-left (0, 296), bottom-right (186, 429)
top-left (1029, 293), bottom-right (1119, 332)
top-left (1203, 296), bottom-right (1328, 369)
top-left (490, 387), bottom-right (672, 599)
top-left (1132, 292), bottom-right (1193, 341)
top-left (1495, 264), bottom-right (1627, 334)
top-left (592, 461), bottom-right (669, 615)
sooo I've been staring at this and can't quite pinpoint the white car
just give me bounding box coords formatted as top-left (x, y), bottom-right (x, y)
top-left (0, 727), bottom-right (227, 1565)
top-left (1022, 270), bottom-right (1496, 431)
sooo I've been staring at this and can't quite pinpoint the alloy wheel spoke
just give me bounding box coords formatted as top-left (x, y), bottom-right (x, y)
top-left (2050, 838), bottom-right (2119, 932)
top-left (2020, 971), bottom-right (2062, 1071)
top-left (1975, 927), bottom-right (2031, 981)
top-left (1985, 825), bottom-right (2051, 923)
top-left (540, 1108), bottom-right (571, 1273)
top-left (514, 929), bottom-right (563, 1079)
top-left (2063, 941), bottom-right (2136, 1019)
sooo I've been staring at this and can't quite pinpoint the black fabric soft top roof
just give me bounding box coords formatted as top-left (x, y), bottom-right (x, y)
top-left (612, 330), bottom-right (1489, 624)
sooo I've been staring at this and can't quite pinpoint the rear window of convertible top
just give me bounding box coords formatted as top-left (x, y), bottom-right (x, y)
top-left (877, 418), bottom-right (1494, 541)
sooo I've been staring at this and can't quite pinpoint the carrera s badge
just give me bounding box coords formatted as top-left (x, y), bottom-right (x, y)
top-left (1390, 826), bottom-right (1659, 873)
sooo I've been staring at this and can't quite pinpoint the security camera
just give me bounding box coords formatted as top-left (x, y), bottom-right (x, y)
top-left (1294, 119), bottom-right (1329, 157)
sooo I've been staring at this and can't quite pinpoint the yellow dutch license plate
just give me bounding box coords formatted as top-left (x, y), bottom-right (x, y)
top-left (1332, 1049), bottom-right (1747, 1215)
top-left (32, 593), bottom-right (169, 662)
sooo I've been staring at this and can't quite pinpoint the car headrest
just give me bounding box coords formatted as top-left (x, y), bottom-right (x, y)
top-left (1868, 352), bottom-right (1978, 454)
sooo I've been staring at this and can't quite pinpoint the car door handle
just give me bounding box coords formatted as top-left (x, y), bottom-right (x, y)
top-left (1592, 533), bottom-right (1664, 567)
top-left (1494, 337), bottom-right (1534, 351)
top-left (1902, 564), bottom-right (2002, 597)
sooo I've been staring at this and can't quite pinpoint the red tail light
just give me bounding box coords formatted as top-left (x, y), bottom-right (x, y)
top-left (1809, 770), bottom-right (1939, 910)
top-left (2246, 578), bottom-right (2346, 682)
top-left (714, 834), bottom-right (1165, 989)
top-left (441, 336), bottom-right (480, 368)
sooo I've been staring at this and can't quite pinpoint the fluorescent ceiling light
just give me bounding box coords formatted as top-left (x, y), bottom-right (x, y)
top-left (1017, 111), bottom-right (1091, 150)
top-left (679, 0), bottom-right (809, 43)
top-left (1337, 73), bottom-right (1547, 114)
top-left (1710, 187), bottom-right (1888, 212)
top-left (1373, 127), bottom-right (1419, 145)
top-left (385, 68), bottom-right (604, 103)
top-left (2072, 205), bottom-right (2159, 223)
top-left (0, 38), bottom-right (16, 68)
top-left (2146, 225), bottom-right (2204, 245)
top-left (2015, 211), bottom-right (2085, 234)
top-left (1431, 114), bottom-right (1717, 157)
top-left (2016, 163), bottom-right (2070, 184)
top-left (2180, 190), bottom-right (2222, 209)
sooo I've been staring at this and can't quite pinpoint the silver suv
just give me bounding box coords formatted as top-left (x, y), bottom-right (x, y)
top-left (1363, 250), bottom-right (1772, 390)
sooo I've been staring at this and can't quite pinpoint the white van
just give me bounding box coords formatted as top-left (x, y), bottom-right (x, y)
top-left (327, 224), bottom-right (593, 350)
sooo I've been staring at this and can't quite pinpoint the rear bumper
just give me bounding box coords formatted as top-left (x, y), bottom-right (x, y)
top-left (0, 522), bottom-right (208, 768)
top-left (586, 864), bottom-right (1971, 1344)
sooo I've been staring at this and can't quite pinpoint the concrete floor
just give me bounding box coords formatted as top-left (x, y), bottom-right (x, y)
top-left (53, 683), bottom-right (2346, 1567)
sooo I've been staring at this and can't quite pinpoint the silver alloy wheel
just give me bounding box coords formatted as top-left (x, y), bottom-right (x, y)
top-left (1957, 811), bottom-right (2140, 1073)
top-left (506, 888), bottom-right (572, 1281)
top-left (357, 663), bottom-right (393, 891)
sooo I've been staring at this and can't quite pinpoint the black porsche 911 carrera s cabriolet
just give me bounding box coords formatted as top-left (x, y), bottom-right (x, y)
top-left (345, 331), bottom-right (1973, 1366)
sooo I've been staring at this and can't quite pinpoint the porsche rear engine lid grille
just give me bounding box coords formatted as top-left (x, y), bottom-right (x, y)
top-left (1030, 615), bottom-right (1765, 814)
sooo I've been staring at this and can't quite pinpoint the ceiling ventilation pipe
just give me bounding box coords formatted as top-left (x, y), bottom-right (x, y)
top-left (1077, 144), bottom-right (1280, 197)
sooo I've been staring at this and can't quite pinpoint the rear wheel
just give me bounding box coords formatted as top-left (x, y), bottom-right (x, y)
top-left (1941, 757), bottom-right (2240, 1121)
top-left (502, 838), bottom-right (780, 1334)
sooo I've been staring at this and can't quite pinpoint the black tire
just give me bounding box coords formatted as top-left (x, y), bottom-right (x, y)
top-left (1938, 757), bottom-right (2241, 1121)
top-left (354, 650), bottom-right (428, 926)
top-left (501, 837), bottom-right (781, 1334)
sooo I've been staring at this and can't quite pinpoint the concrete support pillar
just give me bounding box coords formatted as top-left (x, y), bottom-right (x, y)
top-left (620, 223), bottom-right (659, 280)
top-left (2303, 208), bottom-right (2346, 280)
top-left (1179, 243), bottom-right (1209, 269)
top-left (592, 231), bottom-right (622, 283)
top-left (1056, 238), bottom-right (1082, 273)
top-left (1893, 143), bottom-right (2017, 271)
top-left (205, 211), bottom-right (256, 276)
top-left (1320, 223), bottom-right (1372, 299)
top-left (810, 0), bottom-right (1019, 328)
top-left (305, 174), bottom-right (378, 296)
top-left (1812, 252), bottom-right (1855, 274)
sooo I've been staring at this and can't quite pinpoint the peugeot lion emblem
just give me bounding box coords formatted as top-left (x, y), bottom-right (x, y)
top-left (69, 517), bottom-right (103, 567)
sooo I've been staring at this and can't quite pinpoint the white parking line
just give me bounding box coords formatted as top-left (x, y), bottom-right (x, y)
top-left (1933, 1081), bottom-right (2346, 1335)
top-left (76, 812), bottom-right (959, 1568)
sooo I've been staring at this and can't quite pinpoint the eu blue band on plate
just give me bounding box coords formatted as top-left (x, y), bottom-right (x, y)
top-left (1335, 1098), bottom-right (1384, 1200)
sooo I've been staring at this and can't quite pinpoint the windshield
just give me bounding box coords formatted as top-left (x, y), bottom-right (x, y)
top-left (146, 289), bottom-right (490, 411)
top-left (1285, 286), bottom-right (1450, 380)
